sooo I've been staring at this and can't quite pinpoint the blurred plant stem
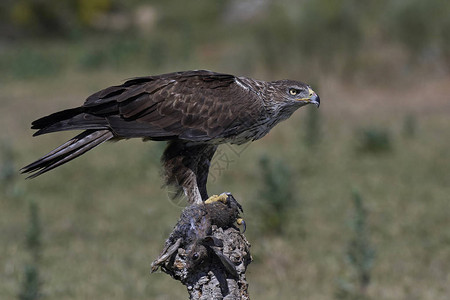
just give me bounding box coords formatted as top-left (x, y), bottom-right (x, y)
top-left (19, 200), bottom-right (43, 300)
top-left (253, 155), bottom-right (299, 235)
top-left (403, 114), bottom-right (417, 139)
top-left (336, 190), bottom-right (375, 300)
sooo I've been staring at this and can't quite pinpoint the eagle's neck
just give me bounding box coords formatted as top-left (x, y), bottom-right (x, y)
top-left (264, 83), bottom-right (300, 121)
top-left (258, 84), bottom-right (303, 139)
top-left (231, 77), bottom-right (301, 143)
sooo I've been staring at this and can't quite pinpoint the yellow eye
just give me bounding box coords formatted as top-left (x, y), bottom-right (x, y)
top-left (289, 88), bottom-right (298, 96)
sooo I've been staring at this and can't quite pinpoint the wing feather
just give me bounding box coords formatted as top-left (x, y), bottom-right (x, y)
top-left (24, 70), bottom-right (267, 179)
top-left (80, 70), bottom-right (262, 141)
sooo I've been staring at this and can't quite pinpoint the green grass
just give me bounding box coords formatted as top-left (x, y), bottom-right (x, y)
top-left (1, 62), bottom-right (450, 300)
top-left (18, 200), bottom-right (43, 300)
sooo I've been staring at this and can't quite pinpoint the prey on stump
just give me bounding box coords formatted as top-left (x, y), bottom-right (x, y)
top-left (151, 194), bottom-right (251, 299)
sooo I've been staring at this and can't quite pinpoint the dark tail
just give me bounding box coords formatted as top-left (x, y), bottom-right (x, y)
top-left (23, 108), bottom-right (113, 178)
top-left (21, 129), bottom-right (114, 178)
top-left (31, 107), bottom-right (109, 136)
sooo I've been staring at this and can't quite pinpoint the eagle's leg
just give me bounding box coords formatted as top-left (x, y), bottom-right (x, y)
top-left (195, 144), bottom-right (218, 201)
top-left (162, 141), bottom-right (217, 204)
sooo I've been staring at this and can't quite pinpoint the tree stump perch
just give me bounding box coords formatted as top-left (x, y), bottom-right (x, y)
top-left (151, 194), bottom-right (252, 299)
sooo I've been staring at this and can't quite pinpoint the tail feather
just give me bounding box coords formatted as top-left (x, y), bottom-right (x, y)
top-left (21, 130), bottom-right (114, 178)
top-left (31, 107), bottom-right (84, 130)
top-left (33, 110), bottom-right (109, 137)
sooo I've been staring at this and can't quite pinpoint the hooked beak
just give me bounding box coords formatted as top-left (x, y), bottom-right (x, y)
top-left (297, 87), bottom-right (320, 107)
top-left (308, 87), bottom-right (320, 108)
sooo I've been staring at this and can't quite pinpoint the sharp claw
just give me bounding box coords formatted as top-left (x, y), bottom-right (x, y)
top-left (225, 193), bottom-right (243, 212)
top-left (236, 218), bottom-right (246, 233)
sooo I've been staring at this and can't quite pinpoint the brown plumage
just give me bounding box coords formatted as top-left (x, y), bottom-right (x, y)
top-left (21, 70), bottom-right (320, 203)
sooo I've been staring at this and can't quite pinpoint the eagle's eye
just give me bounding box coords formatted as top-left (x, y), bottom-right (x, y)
top-left (289, 88), bottom-right (299, 96)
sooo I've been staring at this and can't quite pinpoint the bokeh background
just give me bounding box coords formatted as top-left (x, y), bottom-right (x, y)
top-left (1, 0), bottom-right (450, 299)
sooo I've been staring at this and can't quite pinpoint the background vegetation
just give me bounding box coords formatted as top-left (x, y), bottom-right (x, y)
top-left (1, 0), bottom-right (449, 299)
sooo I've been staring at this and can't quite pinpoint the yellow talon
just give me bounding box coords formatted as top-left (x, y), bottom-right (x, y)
top-left (205, 193), bottom-right (229, 204)
top-left (236, 218), bottom-right (246, 233)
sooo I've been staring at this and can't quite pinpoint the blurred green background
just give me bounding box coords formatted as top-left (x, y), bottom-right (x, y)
top-left (1, 0), bottom-right (450, 299)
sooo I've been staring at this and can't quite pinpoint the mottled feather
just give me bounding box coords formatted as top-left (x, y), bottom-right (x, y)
top-left (22, 70), bottom-right (319, 203)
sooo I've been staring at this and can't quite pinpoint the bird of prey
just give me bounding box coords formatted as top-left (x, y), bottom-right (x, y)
top-left (22, 70), bottom-right (320, 204)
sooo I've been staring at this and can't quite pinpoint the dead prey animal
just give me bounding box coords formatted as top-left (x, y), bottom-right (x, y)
top-left (151, 193), bottom-right (248, 279)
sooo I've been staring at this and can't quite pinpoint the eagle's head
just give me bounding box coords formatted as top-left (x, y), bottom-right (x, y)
top-left (271, 80), bottom-right (320, 108)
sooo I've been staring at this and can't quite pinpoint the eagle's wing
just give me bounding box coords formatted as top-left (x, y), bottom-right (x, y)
top-left (43, 70), bottom-right (264, 142)
top-left (23, 71), bottom-right (263, 179)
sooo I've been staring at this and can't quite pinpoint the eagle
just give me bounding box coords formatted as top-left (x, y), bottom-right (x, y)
top-left (21, 70), bottom-right (320, 204)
